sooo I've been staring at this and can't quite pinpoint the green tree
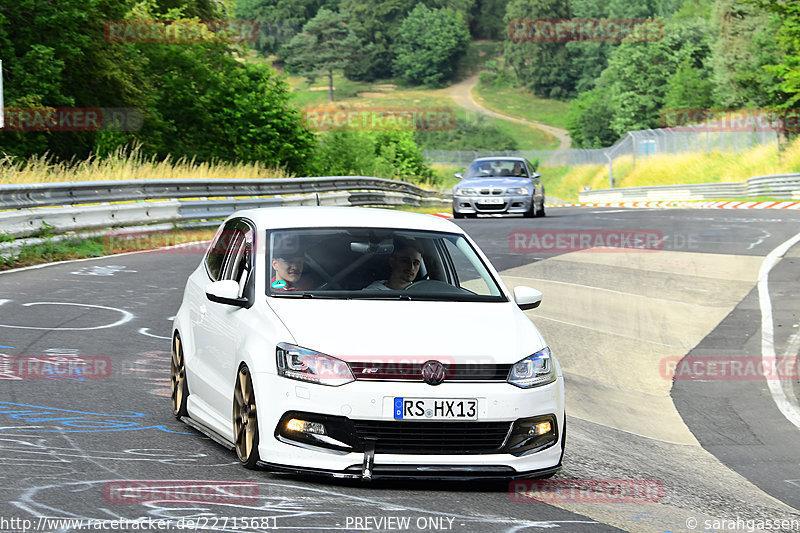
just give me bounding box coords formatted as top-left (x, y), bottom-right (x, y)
top-left (566, 87), bottom-right (617, 148)
top-left (339, 0), bottom-right (414, 81)
top-left (602, 19), bottom-right (711, 134)
top-left (503, 0), bottom-right (576, 99)
top-left (392, 4), bottom-right (470, 85)
top-left (470, 0), bottom-right (510, 39)
top-left (744, 0), bottom-right (800, 108)
top-left (664, 56), bottom-right (713, 110)
top-left (711, 0), bottom-right (784, 108)
top-left (235, 0), bottom-right (338, 55)
top-left (284, 8), bottom-right (359, 102)
top-left (0, 0), bottom-right (148, 159)
top-left (139, 40), bottom-right (315, 171)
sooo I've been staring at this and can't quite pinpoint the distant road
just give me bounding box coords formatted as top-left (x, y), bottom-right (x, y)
top-left (447, 74), bottom-right (572, 150)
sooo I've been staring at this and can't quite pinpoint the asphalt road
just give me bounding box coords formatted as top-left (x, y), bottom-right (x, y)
top-left (0, 206), bottom-right (799, 533)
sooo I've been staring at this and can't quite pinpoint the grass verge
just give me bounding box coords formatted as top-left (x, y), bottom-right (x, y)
top-left (0, 228), bottom-right (217, 271)
top-left (542, 136), bottom-right (800, 201)
top-left (474, 78), bottom-right (572, 130)
top-left (0, 146), bottom-right (291, 184)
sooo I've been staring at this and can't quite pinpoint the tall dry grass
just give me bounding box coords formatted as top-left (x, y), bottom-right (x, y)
top-left (543, 136), bottom-right (800, 201)
top-left (0, 145), bottom-right (291, 184)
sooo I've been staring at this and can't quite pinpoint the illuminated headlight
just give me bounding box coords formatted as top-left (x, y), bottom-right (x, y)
top-left (507, 187), bottom-right (531, 195)
top-left (507, 347), bottom-right (556, 388)
top-left (276, 343), bottom-right (354, 386)
top-left (455, 187), bottom-right (476, 195)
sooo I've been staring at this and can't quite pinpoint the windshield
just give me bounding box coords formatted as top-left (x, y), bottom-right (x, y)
top-left (267, 228), bottom-right (506, 302)
top-left (465, 160), bottom-right (529, 179)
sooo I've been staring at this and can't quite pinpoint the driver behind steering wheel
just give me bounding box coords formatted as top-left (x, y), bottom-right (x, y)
top-left (364, 238), bottom-right (422, 290)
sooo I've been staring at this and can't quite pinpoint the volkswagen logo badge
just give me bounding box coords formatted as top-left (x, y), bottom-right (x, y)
top-left (421, 360), bottom-right (446, 386)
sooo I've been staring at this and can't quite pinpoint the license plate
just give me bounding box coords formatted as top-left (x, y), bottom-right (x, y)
top-left (393, 398), bottom-right (478, 420)
top-left (478, 198), bottom-right (503, 204)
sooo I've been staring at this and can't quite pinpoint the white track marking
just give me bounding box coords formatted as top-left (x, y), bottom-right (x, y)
top-left (0, 303), bottom-right (133, 331)
top-left (137, 328), bottom-right (170, 340)
top-left (758, 232), bottom-right (800, 430)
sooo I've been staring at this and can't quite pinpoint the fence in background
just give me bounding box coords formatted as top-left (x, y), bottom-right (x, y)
top-left (424, 127), bottom-right (781, 185)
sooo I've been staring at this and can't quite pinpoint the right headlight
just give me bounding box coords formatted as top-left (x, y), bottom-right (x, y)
top-left (276, 343), bottom-right (354, 386)
top-left (455, 187), bottom-right (476, 195)
top-left (507, 347), bottom-right (556, 388)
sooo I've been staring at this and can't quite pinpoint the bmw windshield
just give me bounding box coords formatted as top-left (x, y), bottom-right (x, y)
top-left (465, 159), bottom-right (529, 178)
top-left (267, 228), bottom-right (506, 302)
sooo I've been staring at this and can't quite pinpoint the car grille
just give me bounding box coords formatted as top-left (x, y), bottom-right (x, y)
top-left (349, 362), bottom-right (511, 382)
top-left (475, 203), bottom-right (507, 211)
top-left (479, 188), bottom-right (504, 195)
top-left (351, 420), bottom-right (512, 454)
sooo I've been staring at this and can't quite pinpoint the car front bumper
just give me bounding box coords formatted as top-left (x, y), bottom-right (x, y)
top-left (452, 195), bottom-right (535, 215)
top-left (253, 377), bottom-right (565, 480)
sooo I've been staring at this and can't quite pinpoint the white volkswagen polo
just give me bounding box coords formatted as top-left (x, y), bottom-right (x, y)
top-left (171, 206), bottom-right (565, 480)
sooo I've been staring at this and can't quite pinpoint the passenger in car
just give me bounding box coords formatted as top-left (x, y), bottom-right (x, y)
top-left (271, 245), bottom-right (314, 291)
top-left (364, 238), bottom-right (423, 290)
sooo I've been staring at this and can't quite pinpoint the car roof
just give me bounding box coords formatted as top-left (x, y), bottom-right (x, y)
top-left (230, 206), bottom-right (463, 233)
top-left (471, 156), bottom-right (527, 163)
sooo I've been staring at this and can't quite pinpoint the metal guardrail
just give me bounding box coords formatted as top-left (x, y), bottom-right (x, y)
top-left (0, 177), bottom-right (451, 239)
top-left (578, 173), bottom-right (800, 203)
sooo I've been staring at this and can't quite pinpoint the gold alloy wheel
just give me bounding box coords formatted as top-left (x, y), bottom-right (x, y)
top-left (233, 365), bottom-right (260, 468)
top-left (171, 334), bottom-right (188, 417)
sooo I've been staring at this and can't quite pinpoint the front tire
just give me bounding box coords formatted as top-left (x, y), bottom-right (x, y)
top-left (523, 200), bottom-right (536, 218)
top-left (171, 333), bottom-right (189, 418)
top-left (536, 200), bottom-right (546, 217)
top-left (233, 365), bottom-right (260, 469)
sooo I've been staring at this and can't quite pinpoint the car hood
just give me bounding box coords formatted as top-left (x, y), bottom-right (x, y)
top-left (457, 177), bottom-right (532, 190)
top-left (267, 298), bottom-right (546, 364)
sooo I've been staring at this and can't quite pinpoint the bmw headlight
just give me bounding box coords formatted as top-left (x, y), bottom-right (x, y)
top-left (508, 187), bottom-right (532, 195)
top-left (276, 343), bottom-right (354, 386)
top-left (507, 347), bottom-right (556, 388)
top-left (455, 187), bottom-right (476, 195)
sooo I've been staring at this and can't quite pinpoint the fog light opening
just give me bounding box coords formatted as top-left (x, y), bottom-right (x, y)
top-left (286, 418), bottom-right (327, 435)
top-left (528, 420), bottom-right (552, 436)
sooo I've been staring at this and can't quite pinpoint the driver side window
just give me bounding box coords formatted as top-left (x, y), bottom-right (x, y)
top-left (206, 218), bottom-right (254, 297)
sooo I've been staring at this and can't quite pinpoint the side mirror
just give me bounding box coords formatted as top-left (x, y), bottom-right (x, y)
top-left (454, 173), bottom-right (463, 179)
top-left (206, 280), bottom-right (248, 307)
top-left (513, 286), bottom-right (542, 310)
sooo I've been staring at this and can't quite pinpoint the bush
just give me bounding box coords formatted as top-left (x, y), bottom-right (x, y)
top-left (392, 5), bottom-right (470, 85)
top-left (311, 129), bottom-right (436, 185)
top-left (415, 115), bottom-right (518, 151)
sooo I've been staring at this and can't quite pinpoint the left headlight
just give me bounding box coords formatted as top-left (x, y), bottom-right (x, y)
top-left (507, 187), bottom-right (532, 195)
top-left (455, 187), bottom-right (476, 195)
top-left (276, 343), bottom-right (354, 386)
top-left (507, 347), bottom-right (556, 388)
